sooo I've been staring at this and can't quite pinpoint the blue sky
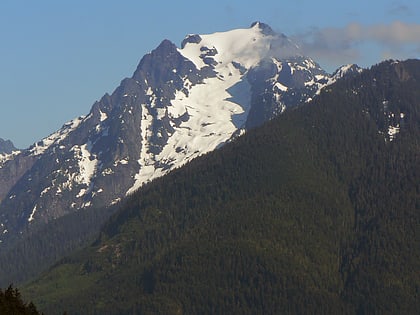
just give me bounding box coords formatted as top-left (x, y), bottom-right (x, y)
top-left (1, 0), bottom-right (420, 148)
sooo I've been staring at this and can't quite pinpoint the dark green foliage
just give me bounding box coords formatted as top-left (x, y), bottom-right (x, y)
top-left (25, 60), bottom-right (420, 314)
top-left (0, 285), bottom-right (42, 315)
top-left (0, 205), bottom-right (116, 286)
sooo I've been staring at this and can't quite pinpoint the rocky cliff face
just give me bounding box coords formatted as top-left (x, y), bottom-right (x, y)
top-left (0, 138), bottom-right (17, 154)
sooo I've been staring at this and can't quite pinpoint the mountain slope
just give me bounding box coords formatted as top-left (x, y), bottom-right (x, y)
top-left (24, 59), bottom-right (420, 314)
top-left (0, 23), bottom-right (362, 285)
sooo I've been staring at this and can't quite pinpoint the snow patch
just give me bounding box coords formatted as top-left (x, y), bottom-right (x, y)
top-left (81, 201), bottom-right (92, 208)
top-left (388, 125), bottom-right (400, 141)
top-left (274, 82), bottom-right (288, 92)
top-left (99, 110), bottom-right (108, 122)
top-left (102, 168), bottom-right (114, 175)
top-left (178, 24), bottom-right (275, 71)
top-left (127, 103), bottom-right (155, 194)
top-left (127, 61), bottom-right (252, 195)
top-left (110, 198), bottom-right (121, 206)
top-left (113, 158), bottom-right (129, 166)
top-left (28, 205), bottom-right (37, 222)
top-left (40, 186), bottom-right (52, 197)
top-left (70, 141), bottom-right (99, 197)
top-left (29, 116), bottom-right (84, 156)
top-left (0, 150), bottom-right (21, 168)
top-left (76, 188), bottom-right (87, 198)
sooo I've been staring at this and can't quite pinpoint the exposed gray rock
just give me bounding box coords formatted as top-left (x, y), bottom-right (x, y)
top-left (0, 138), bottom-right (17, 154)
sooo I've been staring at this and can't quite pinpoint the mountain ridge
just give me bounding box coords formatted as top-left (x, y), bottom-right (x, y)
top-left (0, 23), bottom-right (362, 287)
top-left (0, 23), bottom-right (360, 244)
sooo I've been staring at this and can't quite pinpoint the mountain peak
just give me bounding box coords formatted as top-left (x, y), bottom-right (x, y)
top-left (178, 23), bottom-right (301, 71)
top-left (250, 21), bottom-right (275, 35)
top-left (0, 138), bottom-right (17, 154)
top-left (157, 39), bottom-right (177, 50)
top-left (332, 64), bottom-right (363, 79)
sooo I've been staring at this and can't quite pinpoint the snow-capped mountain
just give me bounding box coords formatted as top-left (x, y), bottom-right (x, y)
top-left (0, 22), bottom-right (361, 243)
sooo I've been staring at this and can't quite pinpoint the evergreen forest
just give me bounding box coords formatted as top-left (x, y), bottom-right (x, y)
top-left (21, 60), bottom-right (420, 314)
top-left (0, 285), bottom-right (43, 315)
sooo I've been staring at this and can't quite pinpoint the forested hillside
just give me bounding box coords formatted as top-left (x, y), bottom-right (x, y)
top-left (25, 60), bottom-right (420, 314)
top-left (0, 205), bottom-right (116, 286)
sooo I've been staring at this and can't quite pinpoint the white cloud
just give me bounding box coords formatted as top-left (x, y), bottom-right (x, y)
top-left (365, 21), bottom-right (420, 44)
top-left (294, 21), bottom-right (420, 71)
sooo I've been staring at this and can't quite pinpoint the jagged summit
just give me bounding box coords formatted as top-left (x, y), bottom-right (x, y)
top-left (181, 21), bottom-right (277, 50)
top-left (179, 22), bottom-right (302, 70)
top-left (0, 138), bottom-right (17, 154)
top-left (250, 21), bottom-right (276, 35)
top-left (332, 64), bottom-right (363, 79)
